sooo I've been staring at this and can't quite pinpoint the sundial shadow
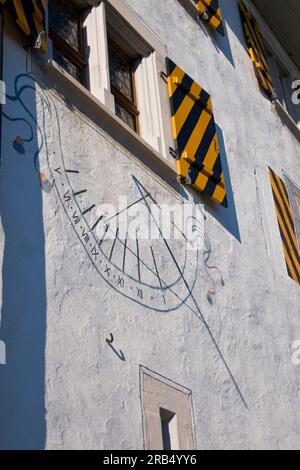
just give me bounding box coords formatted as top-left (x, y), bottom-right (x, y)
top-left (130, 176), bottom-right (248, 409)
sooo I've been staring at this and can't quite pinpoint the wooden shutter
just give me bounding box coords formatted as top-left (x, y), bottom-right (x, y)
top-left (193, 0), bottom-right (225, 36)
top-left (166, 58), bottom-right (227, 207)
top-left (239, 1), bottom-right (274, 98)
top-left (0, 0), bottom-right (47, 53)
top-left (269, 168), bottom-right (300, 285)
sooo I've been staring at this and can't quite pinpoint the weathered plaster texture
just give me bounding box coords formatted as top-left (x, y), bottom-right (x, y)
top-left (1, 0), bottom-right (300, 450)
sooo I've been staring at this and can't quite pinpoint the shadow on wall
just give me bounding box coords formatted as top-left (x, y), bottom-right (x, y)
top-left (190, 124), bottom-right (241, 243)
top-left (223, 0), bottom-right (251, 56)
top-left (177, 0), bottom-right (235, 68)
top-left (209, 124), bottom-right (241, 242)
top-left (0, 74), bottom-right (46, 449)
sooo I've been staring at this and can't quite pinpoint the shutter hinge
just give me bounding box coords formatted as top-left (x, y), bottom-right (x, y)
top-left (169, 147), bottom-right (178, 160)
top-left (160, 71), bottom-right (168, 83)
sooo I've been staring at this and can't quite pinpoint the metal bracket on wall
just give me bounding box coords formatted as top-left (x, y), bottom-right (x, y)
top-left (169, 147), bottom-right (178, 160)
top-left (106, 333), bottom-right (114, 345)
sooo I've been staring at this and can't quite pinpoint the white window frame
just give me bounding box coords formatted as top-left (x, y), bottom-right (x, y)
top-left (83, 0), bottom-right (170, 157)
top-left (43, 0), bottom-right (173, 160)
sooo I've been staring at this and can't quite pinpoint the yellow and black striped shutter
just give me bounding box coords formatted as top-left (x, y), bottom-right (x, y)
top-left (0, 0), bottom-right (47, 53)
top-left (166, 58), bottom-right (227, 207)
top-left (193, 0), bottom-right (225, 36)
top-left (269, 168), bottom-right (300, 285)
top-left (239, 1), bottom-right (274, 99)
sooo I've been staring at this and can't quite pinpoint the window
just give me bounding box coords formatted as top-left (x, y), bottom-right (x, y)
top-left (49, 0), bottom-right (86, 84)
top-left (108, 39), bottom-right (140, 132)
top-left (84, 0), bottom-right (170, 155)
top-left (239, 1), bottom-right (300, 130)
top-left (266, 49), bottom-right (300, 126)
top-left (48, 0), bottom-right (171, 156)
top-left (140, 367), bottom-right (195, 450)
top-left (104, 3), bottom-right (149, 135)
top-left (239, 1), bottom-right (275, 99)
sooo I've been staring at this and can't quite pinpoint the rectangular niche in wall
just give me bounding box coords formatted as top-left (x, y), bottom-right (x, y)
top-left (140, 366), bottom-right (196, 450)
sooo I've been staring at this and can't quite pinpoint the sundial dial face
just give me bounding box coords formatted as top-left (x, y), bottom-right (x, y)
top-left (6, 75), bottom-right (204, 313)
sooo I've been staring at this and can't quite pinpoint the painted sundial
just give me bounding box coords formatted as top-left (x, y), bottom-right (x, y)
top-left (4, 74), bottom-right (248, 407)
top-left (5, 74), bottom-right (204, 313)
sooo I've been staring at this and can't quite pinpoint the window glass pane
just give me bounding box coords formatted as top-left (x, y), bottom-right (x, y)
top-left (49, 0), bottom-right (81, 52)
top-left (53, 48), bottom-right (82, 82)
top-left (115, 101), bottom-right (136, 131)
top-left (108, 45), bottom-right (134, 101)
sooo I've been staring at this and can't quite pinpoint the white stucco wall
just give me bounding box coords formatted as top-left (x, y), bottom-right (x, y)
top-left (1, 0), bottom-right (300, 450)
